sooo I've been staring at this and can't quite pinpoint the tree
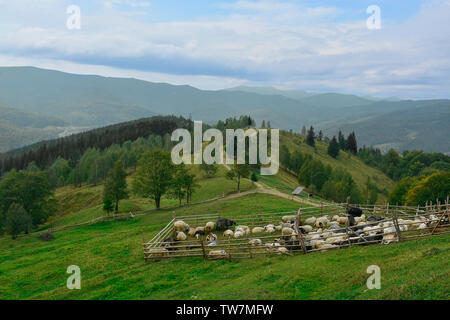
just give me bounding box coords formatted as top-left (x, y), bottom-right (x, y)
top-left (306, 126), bottom-right (315, 147)
top-left (169, 164), bottom-right (193, 205)
top-left (226, 164), bottom-right (250, 192)
top-left (104, 160), bottom-right (129, 213)
top-left (338, 131), bottom-right (347, 151)
top-left (347, 132), bottom-right (358, 154)
top-left (103, 197), bottom-right (114, 215)
top-left (280, 144), bottom-right (291, 170)
top-left (5, 203), bottom-right (32, 239)
top-left (389, 176), bottom-right (422, 205)
top-left (405, 171), bottom-right (450, 206)
top-left (318, 130), bottom-right (323, 141)
top-left (199, 163), bottom-right (218, 178)
top-left (251, 172), bottom-right (258, 182)
top-left (0, 170), bottom-right (55, 229)
top-left (132, 150), bottom-right (174, 209)
top-left (261, 120), bottom-right (266, 128)
top-left (327, 136), bottom-right (340, 158)
top-left (301, 126), bottom-right (307, 137)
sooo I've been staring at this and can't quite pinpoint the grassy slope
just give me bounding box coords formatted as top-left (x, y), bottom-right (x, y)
top-left (279, 131), bottom-right (395, 202)
top-left (0, 193), bottom-right (448, 300)
top-left (48, 168), bottom-right (255, 228)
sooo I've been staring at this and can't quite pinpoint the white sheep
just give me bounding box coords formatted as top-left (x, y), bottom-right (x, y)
top-left (354, 214), bottom-right (366, 224)
top-left (223, 229), bottom-right (234, 237)
top-left (205, 221), bottom-right (216, 232)
top-left (234, 230), bottom-right (244, 238)
top-left (206, 233), bottom-right (217, 242)
top-left (274, 225), bottom-right (282, 231)
top-left (252, 227), bottom-right (265, 234)
top-left (148, 248), bottom-right (168, 257)
top-left (305, 217), bottom-right (316, 225)
top-left (276, 247), bottom-right (289, 254)
top-left (300, 225), bottom-right (313, 233)
top-left (282, 227), bottom-right (294, 236)
top-left (187, 227), bottom-right (197, 237)
top-left (264, 226), bottom-right (275, 233)
top-left (418, 223), bottom-right (428, 230)
top-left (176, 231), bottom-right (187, 241)
top-left (248, 239), bottom-right (262, 246)
top-left (315, 217), bottom-right (330, 228)
top-left (332, 215), bottom-right (340, 221)
top-left (174, 220), bottom-right (189, 232)
top-left (282, 215), bottom-right (296, 223)
top-left (208, 250), bottom-right (227, 258)
top-left (336, 216), bottom-right (348, 225)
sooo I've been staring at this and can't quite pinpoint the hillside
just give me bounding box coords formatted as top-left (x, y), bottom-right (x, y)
top-left (1, 67), bottom-right (449, 154)
top-left (0, 191), bottom-right (448, 300)
top-left (318, 101), bottom-right (450, 154)
top-left (278, 131), bottom-right (395, 202)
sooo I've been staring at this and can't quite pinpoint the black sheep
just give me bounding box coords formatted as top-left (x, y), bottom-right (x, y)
top-left (216, 218), bottom-right (236, 230)
top-left (347, 207), bottom-right (363, 217)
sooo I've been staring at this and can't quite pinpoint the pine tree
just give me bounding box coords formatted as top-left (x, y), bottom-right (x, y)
top-left (301, 126), bottom-right (307, 137)
top-left (306, 126), bottom-right (315, 147)
top-left (261, 120), bottom-right (266, 128)
top-left (347, 132), bottom-right (358, 154)
top-left (318, 130), bottom-right (323, 141)
top-left (327, 136), bottom-right (340, 158)
top-left (338, 131), bottom-right (347, 150)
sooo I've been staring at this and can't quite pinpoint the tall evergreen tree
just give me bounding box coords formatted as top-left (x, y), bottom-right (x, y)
top-left (318, 130), bottom-right (323, 141)
top-left (301, 126), bottom-right (307, 137)
top-left (347, 132), bottom-right (358, 154)
top-left (327, 136), bottom-right (340, 158)
top-left (338, 131), bottom-right (347, 150)
top-left (306, 126), bottom-right (315, 147)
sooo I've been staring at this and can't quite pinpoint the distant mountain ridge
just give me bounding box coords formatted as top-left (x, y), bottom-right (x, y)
top-left (0, 66), bottom-right (448, 153)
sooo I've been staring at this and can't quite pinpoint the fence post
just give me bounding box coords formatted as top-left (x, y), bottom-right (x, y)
top-left (295, 206), bottom-right (307, 254)
top-left (200, 236), bottom-right (207, 260)
top-left (392, 205), bottom-right (402, 242)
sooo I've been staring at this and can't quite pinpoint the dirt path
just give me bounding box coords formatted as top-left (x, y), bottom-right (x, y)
top-left (220, 160), bottom-right (319, 206)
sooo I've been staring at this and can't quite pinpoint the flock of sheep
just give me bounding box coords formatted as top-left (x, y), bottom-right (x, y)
top-left (148, 207), bottom-right (446, 259)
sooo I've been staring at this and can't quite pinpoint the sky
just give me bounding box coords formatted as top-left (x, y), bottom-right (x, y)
top-left (0, 0), bottom-right (449, 99)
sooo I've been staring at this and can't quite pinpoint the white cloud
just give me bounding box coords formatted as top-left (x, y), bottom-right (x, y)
top-left (0, 0), bottom-right (449, 98)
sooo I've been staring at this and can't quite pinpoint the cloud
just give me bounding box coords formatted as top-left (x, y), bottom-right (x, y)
top-left (0, 0), bottom-right (449, 98)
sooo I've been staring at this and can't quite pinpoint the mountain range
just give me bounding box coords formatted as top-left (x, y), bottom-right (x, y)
top-left (0, 66), bottom-right (448, 154)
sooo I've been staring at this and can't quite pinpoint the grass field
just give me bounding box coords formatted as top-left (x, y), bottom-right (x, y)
top-left (1, 193), bottom-right (448, 300)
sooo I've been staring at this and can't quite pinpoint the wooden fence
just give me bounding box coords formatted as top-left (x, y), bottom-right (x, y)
top-left (143, 201), bottom-right (450, 262)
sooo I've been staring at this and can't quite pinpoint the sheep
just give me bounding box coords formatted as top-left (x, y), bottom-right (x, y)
top-left (282, 227), bottom-right (294, 237)
top-left (280, 222), bottom-right (293, 228)
top-left (315, 217), bottom-right (330, 228)
top-left (418, 223), bottom-right (428, 230)
top-left (282, 215), bottom-right (296, 223)
top-left (332, 215), bottom-right (340, 221)
top-left (194, 227), bottom-right (206, 238)
top-left (208, 250), bottom-right (227, 258)
top-left (264, 226), bottom-right (276, 233)
top-left (162, 237), bottom-right (179, 251)
top-left (305, 233), bottom-right (321, 241)
top-left (236, 225), bottom-right (250, 235)
top-left (299, 225), bottom-right (313, 233)
top-left (354, 214), bottom-right (366, 224)
top-left (216, 218), bottom-right (236, 230)
top-left (207, 240), bottom-right (218, 247)
top-left (264, 242), bottom-right (281, 248)
top-left (234, 230), bottom-right (244, 238)
top-left (347, 207), bottom-right (363, 217)
top-left (206, 233), bottom-right (217, 242)
top-left (205, 222), bottom-right (216, 232)
top-left (336, 216), bottom-right (348, 225)
top-left (176, 231), bottom-right (187, 241)
top-left (382, 233), bottom-right (396, 244)
top-left (305, 217), bottom-right (316, 225)
top-left (252, 227), bottom-right (265, 234)
top-left (223, 229), bottom-right (234, 237)
top-left (276, 247), bottom-right (290, 255)
top-left (367, 216), bottom-right (385, 222)
top-left (248, 239), bottom-right (262, 246)
top-left (274, 225), bottom-right (282, 231)
top-left (187, 227), bottom-right (197, 237)
top-left (174, 220), bottom-right (189, 232)
top-left (312, 240), bottom-right (326, 249)
top-left (148, 248), bottom-right (169, 257)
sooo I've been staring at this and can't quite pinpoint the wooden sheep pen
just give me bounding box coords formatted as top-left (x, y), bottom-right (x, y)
top-left (143, 200), bottom-right (449, 262)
